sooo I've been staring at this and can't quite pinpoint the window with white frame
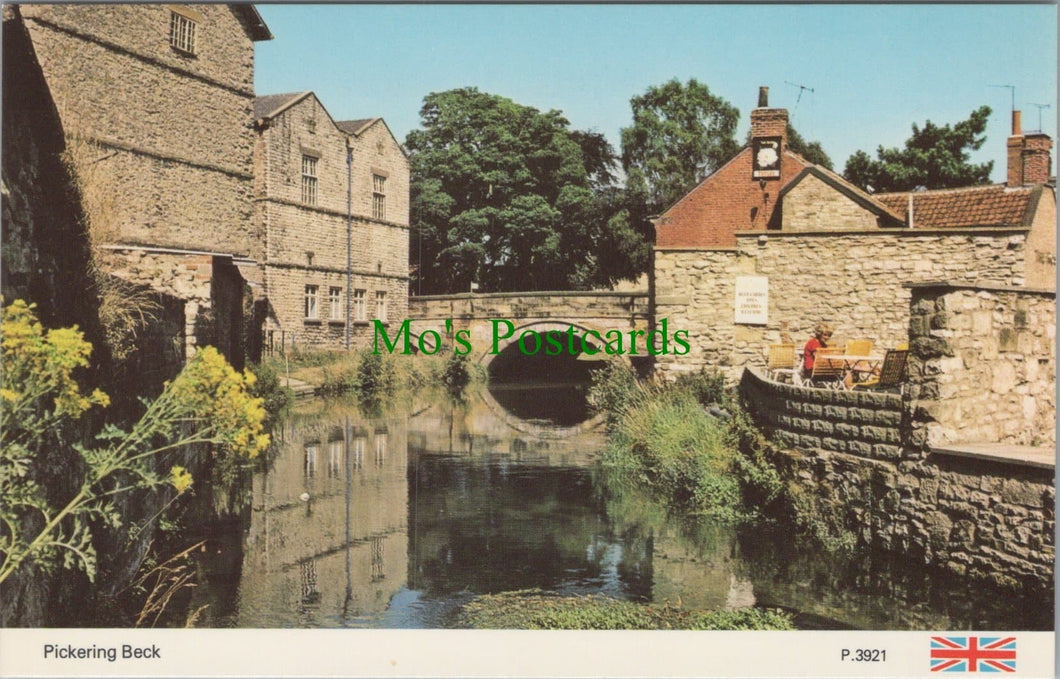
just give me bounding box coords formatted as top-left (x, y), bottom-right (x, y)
top-left (353, 289), bottom-right (366, 321)
top-left (372, 174), bottom-right (386, 221)
top-left (375, 291), bottom-right (387, 321)
top-left (304, 284), bottom-right (318, 320)
top-left (328, 286), bottom-right (342, 321)
top-left (169, 11), bottom-right (197, 54)
top-left (301, 155), bottom-right (318, 205)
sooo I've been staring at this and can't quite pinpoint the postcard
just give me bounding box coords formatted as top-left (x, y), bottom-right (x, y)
top-left (1, 3), bottom-right (1055, 677)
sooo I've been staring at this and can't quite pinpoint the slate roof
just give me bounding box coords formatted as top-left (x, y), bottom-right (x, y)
top-left (231, 5), bottom-right (272, 42)
top-left (875, 184), bottom-right (1041, 229)
top-left (336, 119), bottom-right (379, 136)
top-left (253, 92), bottom-right (311, 121)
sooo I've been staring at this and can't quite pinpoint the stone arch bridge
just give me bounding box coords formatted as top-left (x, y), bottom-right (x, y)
top-left (407, 291), bottom-right (651, 366)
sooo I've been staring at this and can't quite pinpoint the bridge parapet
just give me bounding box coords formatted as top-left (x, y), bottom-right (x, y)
top-left (408, 290), bottom-right (651, 364)
top-left (409, 290), bottom-right (650, 324)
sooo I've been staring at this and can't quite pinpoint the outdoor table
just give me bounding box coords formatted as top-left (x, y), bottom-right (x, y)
top-left (819, 353), bottom-right (884, 376)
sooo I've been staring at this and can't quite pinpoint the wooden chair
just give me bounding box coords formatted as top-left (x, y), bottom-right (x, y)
top-left (809, 347), bottom-right (846, 389)
top-left (845, 339), bottom-right (873, 356)
top-left (852, 349), bottom-right (909, 393)
top-left (767, 343), bottom-right (797, 382)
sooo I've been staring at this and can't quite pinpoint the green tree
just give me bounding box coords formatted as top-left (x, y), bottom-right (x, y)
top-left (620, 79), bottom-right (740, 212)
top-left (785, 124), bottom-right (833, 169)
top-left (407, 88), bottom-right (640, 293)
top-left (843, 106), bottom-right (994, 192)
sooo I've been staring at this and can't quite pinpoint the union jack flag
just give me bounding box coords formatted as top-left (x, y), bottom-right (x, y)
top-left (930, 636), bottom-right (1017, 672)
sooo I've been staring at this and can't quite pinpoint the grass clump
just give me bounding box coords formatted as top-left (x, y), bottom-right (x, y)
top-left (455, 590), bottom-right (793, 630)
top-left (589, 365), bottom-right (783, 522)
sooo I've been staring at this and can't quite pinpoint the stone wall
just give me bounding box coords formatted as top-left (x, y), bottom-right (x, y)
top-left (907, 283), bottom-right (1056, 448)
top-left (654, 228), bottom-right (1030, 380)
top-left (408, 291), bottom-right (652, 359)
top-left (1024, 188), bottom-right (1057, 289)
top-left (740, 368), bottom-right (1054, 587)
top-left (1, 7), bottom-right (102, 335)
top-left (20, 4), bottom-right (262, 258)
top-left (257, 95), bottom-right (409, 350)
top-left (780, 172), bottom-right (882, 231)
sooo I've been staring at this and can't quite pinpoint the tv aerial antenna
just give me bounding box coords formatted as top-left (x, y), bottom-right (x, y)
top-left (988, 84), bottom-right (1016, 112)
top-left (785, 81), bottom-right (815, 136)
top-left (1027, 102), bottom-right (1051, 132)
top-left (785, 80), bottom-right (815, 107)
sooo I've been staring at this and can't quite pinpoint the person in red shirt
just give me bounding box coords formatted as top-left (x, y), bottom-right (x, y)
top-left (802, 323), bottom-right (834, 374)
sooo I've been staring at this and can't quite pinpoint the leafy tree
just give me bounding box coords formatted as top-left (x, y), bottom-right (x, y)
top-left (407, 88), bottom-right (641, 293)
top-left (620, 79), bottom-right (740, 212)
top-left (785, 124), bottom-right (833, 169)
top-left (843, 106), bottom-right (993, 192)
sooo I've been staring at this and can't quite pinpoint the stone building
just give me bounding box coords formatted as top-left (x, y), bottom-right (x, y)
top-left (652, 87), bottom-right (1056, 379)
top-left (253, 92), bottom-right (409, 351)
top-left (12, 4), bottom-right (272, 372)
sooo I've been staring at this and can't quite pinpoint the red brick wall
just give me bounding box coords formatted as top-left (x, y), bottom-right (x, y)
top-left (1022, 134), bottom-right (1053, 186)
top-left (655, 149), bottom-right (808, 248)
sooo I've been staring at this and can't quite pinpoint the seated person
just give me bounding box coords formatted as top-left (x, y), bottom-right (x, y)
top-left (802, 323), bottom-right (833, 376)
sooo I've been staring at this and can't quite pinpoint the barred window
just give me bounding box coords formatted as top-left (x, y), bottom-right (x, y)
top-left (328, 287), bottom-right (342, 321)
top-left (169, 11), bottom-right (197, 54)
top-left (304, 284), bottom-right (318, 319)
top-left (353, 289), bottom-right (366, 321)
top-left (301, 155), bottom-right (318, 205)
top-left (372, 174), bottom-right (386, 221)
top-left (375, 291), bottom-right (387, 321)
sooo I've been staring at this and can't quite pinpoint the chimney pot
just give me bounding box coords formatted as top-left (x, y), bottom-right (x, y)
top-left (758, 86), bottom-right (769, 108)
top-left (1012, 110), bottom-right (1022, 136)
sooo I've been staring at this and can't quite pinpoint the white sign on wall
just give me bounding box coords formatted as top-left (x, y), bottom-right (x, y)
top-left (734, 275), bottom-right (769, 325)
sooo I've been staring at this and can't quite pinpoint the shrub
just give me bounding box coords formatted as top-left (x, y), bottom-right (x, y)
top-left (0, 300), bottom-right (268, 585)
top-left (353, 349), bottom-right (396, 398)
top-left (246, 361), bottom-right (293, 430)
top-left (440, 352), bottom-right (472, 394)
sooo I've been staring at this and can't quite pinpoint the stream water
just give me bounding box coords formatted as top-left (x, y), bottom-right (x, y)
top-left (187, 382), bottom-right (1052, 630)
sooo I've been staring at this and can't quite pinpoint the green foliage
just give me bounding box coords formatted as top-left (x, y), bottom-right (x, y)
top-left (455, 589), bottom-right (794, 630)
top-left (784, 124), bottom-right (833, 169)
top-left (406, 87), bottom-right (644, 293)
top-left (439, 352), bottom-right (472, 394)
top-left (246, 361), bottom-right (293, 431)
top-left (0, 300), bottom-right (268, 585)
top-left (620, 78), bottom-right (740, 212)
top-left (587, 361), bottom-right (644, 427)
top-left (783, 482), bottom-right (857, 555)
top-left (843, 105), bottom-right (994, 192)
top-left (590, 366), bottom-right (782, 522)
top-left (354, 350), bottom-right (397, 398)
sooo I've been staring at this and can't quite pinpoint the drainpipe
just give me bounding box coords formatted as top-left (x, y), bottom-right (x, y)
top-left (346, 140), bottom-right (353, 350)
top-left (907, 193), bottom-right (914, 229)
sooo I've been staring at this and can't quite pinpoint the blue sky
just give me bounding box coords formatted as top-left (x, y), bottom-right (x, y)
top-left (254, 4), bottom-right (1057, 182)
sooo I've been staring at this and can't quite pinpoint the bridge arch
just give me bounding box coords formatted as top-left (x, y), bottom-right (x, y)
top-left (476, 320), bottom-right (629, 369)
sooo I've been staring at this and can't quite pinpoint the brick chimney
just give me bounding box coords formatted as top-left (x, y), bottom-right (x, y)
top-left (1007, 109), bottom-right (1054, 186)
top-left (750, 86), bottom-right (789, 150)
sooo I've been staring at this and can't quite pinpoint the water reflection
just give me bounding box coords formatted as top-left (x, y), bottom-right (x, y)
top-left (228, 401), bottom-right (410, 628)
top-left (195, 384), bottom-right (1051, 630)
